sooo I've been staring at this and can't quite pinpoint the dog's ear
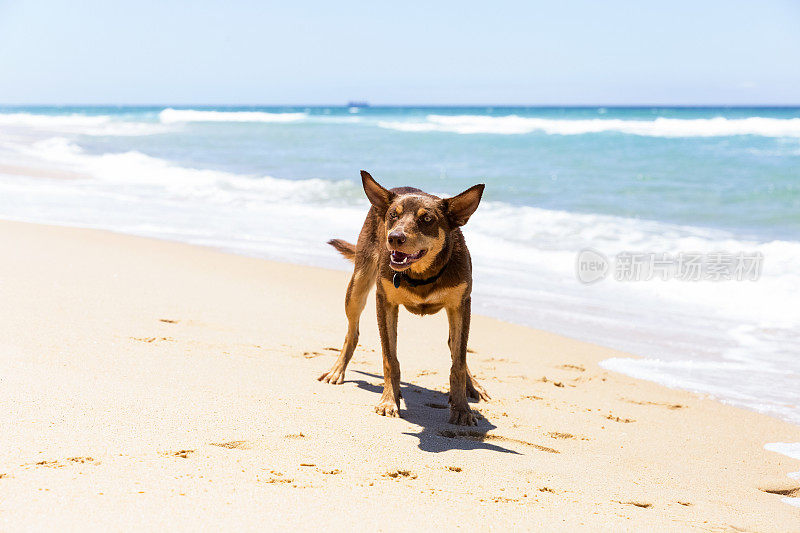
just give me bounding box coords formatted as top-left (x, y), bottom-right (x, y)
top-left (444, 184), bottom-right (485, 227)
top-left (361, 170), bottom-right (394, 213)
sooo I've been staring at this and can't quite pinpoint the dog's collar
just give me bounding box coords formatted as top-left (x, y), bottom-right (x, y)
top-left (392, 263), bottom-right (447, 288)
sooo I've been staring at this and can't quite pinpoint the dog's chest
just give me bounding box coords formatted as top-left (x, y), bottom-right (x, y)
top-left (380, 279), bottom-right (467, 315)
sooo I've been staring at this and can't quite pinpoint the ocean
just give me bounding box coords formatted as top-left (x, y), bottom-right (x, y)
top-left (1, 105), bottom-right (799, 434)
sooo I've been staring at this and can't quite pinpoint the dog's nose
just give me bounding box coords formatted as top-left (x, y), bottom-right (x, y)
top-left (387, 230), bottom-right (406, 247)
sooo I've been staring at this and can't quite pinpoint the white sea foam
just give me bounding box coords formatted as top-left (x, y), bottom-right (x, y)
top-left (10, 137), bottom-right (358, 206)
top-left (471, 202), bottom-right (800, 319)
top-left (159, 108), bottom-right (308, 124)
top-left (378, 114), bottom-right (800, 137)
top-left (0, 113), bottom-right (111, 128)
top-left (764, 443), bottom-right (800, 507)
top-left (765, 443), bottom-right (800, 466)
top-left (0, 112), bottom-right (169, 136)
top-left (10, 109), bottom-right (800, 138)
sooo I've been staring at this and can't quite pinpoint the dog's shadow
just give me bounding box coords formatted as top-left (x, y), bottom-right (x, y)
top-left (348, 370), bottom-right (520, 455)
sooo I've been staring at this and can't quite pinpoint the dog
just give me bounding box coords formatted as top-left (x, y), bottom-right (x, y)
top-left (318, 170), bottom-right (490, 426)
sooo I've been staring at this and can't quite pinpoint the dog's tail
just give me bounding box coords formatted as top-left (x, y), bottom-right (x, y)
top-left (328, 239), bottom-right (356, 262)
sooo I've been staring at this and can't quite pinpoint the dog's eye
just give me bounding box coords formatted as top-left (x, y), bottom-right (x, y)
top-left (422, 215), bottom-right (433, 223)
top-left (388, 211), bottom-right (399, 220)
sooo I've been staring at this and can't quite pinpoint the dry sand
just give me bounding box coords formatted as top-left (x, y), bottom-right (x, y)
top-left (1, 219), bottom-right (798, 531)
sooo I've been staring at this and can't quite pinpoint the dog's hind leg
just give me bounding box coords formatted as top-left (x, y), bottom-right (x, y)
top-left (374, 290), bottom-right (401, 417)
top-left (318, 260), bottom-right (376, 384)
top-left (466, 368), bottom-right (491, 401)
top-left (449, 337), bottom-right (490, 402)
top-left (446, 297), bottom-right (477, 426)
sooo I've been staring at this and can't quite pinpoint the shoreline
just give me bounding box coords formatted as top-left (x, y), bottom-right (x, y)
top-left (2, 137), bottom-right (799, 433)
top-left (1, 218), bottom-right (798, 530)
top-left (2, 200), bottom-right (797, 428)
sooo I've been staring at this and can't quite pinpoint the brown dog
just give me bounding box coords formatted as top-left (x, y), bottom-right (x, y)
top-left (319, 170), bottom-right (490, 426)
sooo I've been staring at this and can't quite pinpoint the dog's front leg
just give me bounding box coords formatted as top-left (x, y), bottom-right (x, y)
top-left (447, 297), bottom-right (477, 426)
top-left (319, 264), bottom-right (376, 385)
top-left (375, 291), bottom-right (401, 417)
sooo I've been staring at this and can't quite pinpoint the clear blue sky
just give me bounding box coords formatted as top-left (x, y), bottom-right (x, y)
top-left (1, 0), bottom-right (798, 105)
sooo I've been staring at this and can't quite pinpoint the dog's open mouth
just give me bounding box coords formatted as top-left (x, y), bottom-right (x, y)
top-left (389, 249), bottom-right (427, 269)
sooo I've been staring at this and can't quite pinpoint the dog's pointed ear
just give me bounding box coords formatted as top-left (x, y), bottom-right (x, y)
top-left (444, 184), bottom-right (485, 227)
top-left (361, 170), bottom-right (394, 212)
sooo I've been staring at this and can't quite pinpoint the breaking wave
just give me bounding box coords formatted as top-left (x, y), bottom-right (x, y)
top-left (159, 108), bottom-right (308, 123)
top-left (0, 112), bottom-right (167, 136)
top-left (378, 114), bottom-right (800, 137)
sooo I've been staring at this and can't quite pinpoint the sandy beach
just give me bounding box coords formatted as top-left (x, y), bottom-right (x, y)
top-left (1, 219), bottom-right (798, 531)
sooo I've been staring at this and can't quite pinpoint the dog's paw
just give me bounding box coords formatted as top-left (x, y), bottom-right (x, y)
top-left (466, 376), bottom-right (491, 402)
top-left (448, 406), bottom-right (477, 426)
top-left (375, 400), bottom-right (401, 418)
top-left (318, 366), bottom-right (346, 384)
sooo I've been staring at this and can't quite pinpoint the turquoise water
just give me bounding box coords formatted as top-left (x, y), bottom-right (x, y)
top-left (6, 105), bottom-right (797, 239)
top-left (0, 105), bottom-right (798, 428)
